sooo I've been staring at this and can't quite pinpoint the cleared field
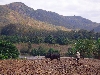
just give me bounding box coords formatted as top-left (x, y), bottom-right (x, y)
top-left (0, 58), bottom-right (100, 75)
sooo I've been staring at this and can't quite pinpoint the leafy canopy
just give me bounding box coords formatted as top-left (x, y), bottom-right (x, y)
top-left (67, 39), bottom-right (96, 58)
top-left (0, 40), bottom-right (19, 59)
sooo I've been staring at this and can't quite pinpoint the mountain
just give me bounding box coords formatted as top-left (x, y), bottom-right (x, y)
top-left (94, 25), bottom-right (100, 32)
top-left (0, 3), bottom-right (71, 32)
top-left (5, 2), bottom-right (100, 31)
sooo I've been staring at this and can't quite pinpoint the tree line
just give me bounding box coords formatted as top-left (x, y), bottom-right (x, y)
top-left (0, 39), bottom-right (100, 59)
top-left (1, 24), bottom-right (100, 45)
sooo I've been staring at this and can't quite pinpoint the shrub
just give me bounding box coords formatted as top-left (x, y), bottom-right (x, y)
top-left (65, 48), bottom-right (76, 57)
top-left (47, 48), bottom-right (59, 54)
top-left (31, 46), bottom-right (46, 56)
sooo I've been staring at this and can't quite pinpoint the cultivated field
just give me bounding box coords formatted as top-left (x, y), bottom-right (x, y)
top-left (0, 58), bottom-right (100, 75)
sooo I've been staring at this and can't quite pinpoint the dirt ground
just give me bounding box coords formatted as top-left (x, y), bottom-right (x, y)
top-left (0, 58), bottom-right (100, 75)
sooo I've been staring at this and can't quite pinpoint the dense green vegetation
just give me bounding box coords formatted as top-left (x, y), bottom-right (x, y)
top-left (1, 24), bottom-right (100, 45)
top-left (66, 39), bottom-right (100, 59)
top-left (1, 24), bottom-right (100, 59)
top-left (31, 46), bottom-right (46, 56)
top-left (31, 47), bottom-right (59, 56)
top-left (0, 29), bottom-right (100, 45)
top-left (0, 40), bottom-right (19, 59)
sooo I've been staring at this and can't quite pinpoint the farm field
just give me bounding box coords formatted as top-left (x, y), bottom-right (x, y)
top-left (0, 58), bottom-right (100, 75)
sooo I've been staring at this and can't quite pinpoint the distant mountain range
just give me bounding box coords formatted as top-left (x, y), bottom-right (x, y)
top-left (1, 2), bottom-right (100, 32)
top-left (0, 3), bottom-right (70, 32)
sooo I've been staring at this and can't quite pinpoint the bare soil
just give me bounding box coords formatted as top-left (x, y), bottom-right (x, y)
top-left (0, 58), bottom-right (100, 75)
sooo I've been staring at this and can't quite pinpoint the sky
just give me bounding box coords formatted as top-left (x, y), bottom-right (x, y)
top-left (0, 0), bottom-right (100, 23)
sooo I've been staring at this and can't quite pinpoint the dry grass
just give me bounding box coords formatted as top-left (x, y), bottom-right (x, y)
top-left (0, 58), bottom-right (100, 75)
top-left (15, 43), bottom-right (70, 56)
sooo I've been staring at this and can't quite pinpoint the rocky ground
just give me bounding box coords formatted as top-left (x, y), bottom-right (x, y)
top-left (0, 58), bottom-right (100, 75)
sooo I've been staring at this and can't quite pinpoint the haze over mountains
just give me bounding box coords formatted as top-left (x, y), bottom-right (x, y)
top-left (1, 2), bottom-right (100, 32)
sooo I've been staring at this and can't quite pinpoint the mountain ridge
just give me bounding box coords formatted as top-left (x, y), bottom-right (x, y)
top-left (0, 3), bottom-right (71, 32)
top-left (4, 2), bottom-right (100, 32)
top-left (0, 2), bottom-right (100, 32)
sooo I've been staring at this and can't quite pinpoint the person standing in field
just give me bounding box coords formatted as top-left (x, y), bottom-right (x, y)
top-left (76, 51), bottom-right (80, 63)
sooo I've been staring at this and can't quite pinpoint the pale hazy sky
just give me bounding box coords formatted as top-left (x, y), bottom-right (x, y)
top-left (0, 0), bottom-right (100, 23)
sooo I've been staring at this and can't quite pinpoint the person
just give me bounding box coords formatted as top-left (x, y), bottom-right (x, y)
top-left (76, 51), bottom-right (80, 63)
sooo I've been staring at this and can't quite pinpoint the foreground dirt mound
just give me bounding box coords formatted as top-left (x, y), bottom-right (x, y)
top-left (0, 58), bottom-right (100, 75)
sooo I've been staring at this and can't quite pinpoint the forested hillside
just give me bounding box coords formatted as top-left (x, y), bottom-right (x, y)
top-left (0, 4), bottom-right (70, 33)
top-left (5, 2), bottom-right (100, 31)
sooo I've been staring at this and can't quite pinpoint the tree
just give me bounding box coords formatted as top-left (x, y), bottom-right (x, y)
top-left (33, 36), bottom-right (44, 44)
top-left (95, 38), bottom-right (100, 59)
top-left (0, 40), bottom-right (19, 59)
top-left (1, 24), bottom-right (17, 36)
top-left (38, 46), bottom-right (46, 56)
top-left (27, 42), bottom-right (32, 53)
top-left (57, 37), bottom-right (69, 45)
top-left (31, 48), bottom-right (38, 56)
top-left (71, 39), bottom-right (96, 58)
top-left (45, 35), bottom-right (56, 44)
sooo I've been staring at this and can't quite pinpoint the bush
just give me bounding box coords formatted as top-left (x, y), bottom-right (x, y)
top-left (31, 47), bottom-right (60, 56)
top-left (65, 48), bottom-right (76, 57)
top-left (47, 48), bottom-right (60, 55)
top-left (31, 48), bottom-right (38, 56)
top-left (31, 46), bottom-right (46, 56)
top-left (0, 40), bottom-right (19, 59)
top-left (20, 47), bottom-right (29, 55)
